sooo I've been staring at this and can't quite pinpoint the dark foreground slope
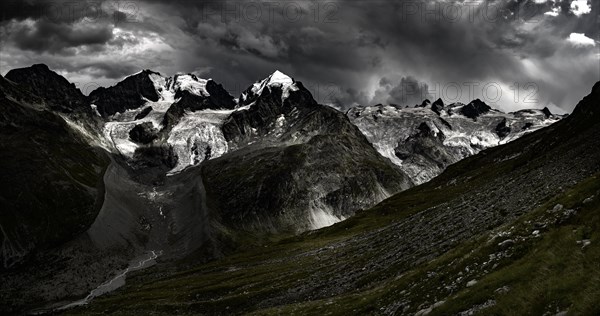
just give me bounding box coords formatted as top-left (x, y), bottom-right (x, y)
top-left (0, 75), bottom-right (110, 269)
top-left (66, 82), bottom-right (600, 315)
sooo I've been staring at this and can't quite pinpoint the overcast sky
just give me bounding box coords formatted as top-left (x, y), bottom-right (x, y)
top-left (0, 0), bottom-right (598, 112)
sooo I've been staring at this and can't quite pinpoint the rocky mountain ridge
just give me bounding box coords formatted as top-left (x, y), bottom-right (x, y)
top-left (348, 98), bottom-right (562, 184)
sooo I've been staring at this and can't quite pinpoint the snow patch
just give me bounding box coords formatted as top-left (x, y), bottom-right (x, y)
top-left (309, 208), bottom-right (345, 230)
top-left (59, 114), bottom-right (112, 150)
top-left (148, 73), bottom-right (174, 102)
top-left (171, 74), bottom-right (209, 97)
top-left (90, 104), bottom-right (102, 117)
top-left (166, 109), bottom-right (233, 174)
top-left (469, 131), bottom-right (500, 148)
top-left (272, 114), bottom-right (287, 137)
top-left (103, 121), bottom-right (139, 157)
top-left (308, 199), bottom-right (346, 230)
top-left (374, 142), bottom-right (404, 166)
top-left (243, 70), bottom-right (299, 103)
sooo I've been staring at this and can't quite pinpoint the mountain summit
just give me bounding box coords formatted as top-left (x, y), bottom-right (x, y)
top-left (5, 64), bottom-right (88, 113)
top-left (239, 70), bottom-right (298, 105)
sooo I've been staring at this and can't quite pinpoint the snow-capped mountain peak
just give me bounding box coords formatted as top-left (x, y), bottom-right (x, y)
top-left (241, 70), bottom-right (299, 104)
top-left (171, 74), bottom-right (210, 97)
top-left (265, 70), bottom-right (294, 86)
top-left (126, 69), bottom-right (160, 77)
top-left (142, 72), bottom-right (214, 102)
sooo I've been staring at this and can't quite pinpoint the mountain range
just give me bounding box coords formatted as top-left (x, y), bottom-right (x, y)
top-left (0, 64), bottom-right (596, 315)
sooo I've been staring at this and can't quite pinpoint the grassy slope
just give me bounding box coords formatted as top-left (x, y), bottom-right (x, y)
top-left (255, 173), bottom-right (600, 315)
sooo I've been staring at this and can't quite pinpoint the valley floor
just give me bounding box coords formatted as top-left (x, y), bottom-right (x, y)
top-left (62, 175), bottom-right (600, 315)
top-left (61, 139), bottom-right (600, 315)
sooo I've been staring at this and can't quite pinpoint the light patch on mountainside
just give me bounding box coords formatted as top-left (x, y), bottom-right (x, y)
top-left (166, 109), bottom-right (232, 174)
top-left (310, 208), bottom-right (346, 230)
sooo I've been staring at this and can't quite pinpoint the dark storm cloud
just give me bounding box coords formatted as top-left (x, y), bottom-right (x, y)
top-left (79, 62), bottom-right (141, 79)
top-left (372, 76), bottom-right (431, 107)
top-left (0, 0), bottom-right (598, 110)
top-left (8, 19), bottom-right (113, 54)
top-left (331, 87), bottom-right (370, 109)
top-left (0, 0), bottom-right (124, 24)
top-left (0, 1), bottom-right (50, 22)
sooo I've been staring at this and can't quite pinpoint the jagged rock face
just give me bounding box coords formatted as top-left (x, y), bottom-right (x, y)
top-left (395, 122), bottom-right (469, 180)
top-left (459, 99), bottom-right (491, 120)
top-left (5, 64), bottom-right (88, 113)
top-left (417, 99), bottom-right (431, 108)
top-left (203, 106), bottom-right (412, 232)
top-left (131, 145), bottom-right (178, 171)
top-left (89, 70), bottom-right (161, 117)
top-left (431, 98), bottom-right (444, 115)
top-left (95, 72), bottom-right (237, 175)
top-left (348, 100), bottom-right (562, 184)
top-left (0, 76), bottom-right (110, 269)
top-left (542, 107), bottom-right (553, 118)
top-left (198, 71), bottom-right (413, 232)
top-left (161, 79), bottom-right (235, 130)
top-left (223, 74), bottom-right (318, 148)
top-left (134, 106), bottom-right (153, 120)
top-left (205, 80), bottom-right (237, 108)
top-left (170, 77), bottom-right (235, 112)
top-left (223, 85), bottom-right (309, 145)
top-left (570, 81), bottom-right (600, 120)
top-left (129, 122), bottom-right (158, 144)
top-left (495, 118), bottom-right (511, 138)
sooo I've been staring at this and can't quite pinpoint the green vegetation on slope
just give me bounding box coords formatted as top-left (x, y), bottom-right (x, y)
top-left (264, 173), bottom-right (600, 316)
